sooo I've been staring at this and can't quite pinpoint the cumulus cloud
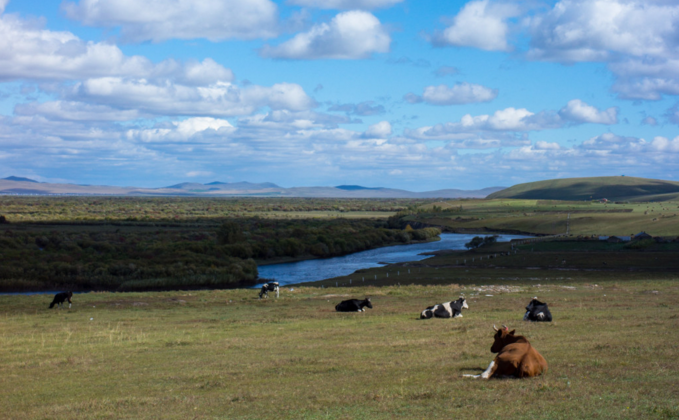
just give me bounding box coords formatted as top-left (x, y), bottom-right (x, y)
top-left (0, 14), bottom-right (235, 85)
top-left (528, 0), bottom-right (677, 63)
top-left (260, 11), bottom-right (390, 59)
top-left (433, 0), bottom-right (520, 51)
top-left (527, 0), bottom-right (679, 100)
top-left (66, 78), bottom-right (316, 117)
top-left (62, 0), bottom-right (279, 42)
top-left (363, 121), bottom-right (392, 138)
top-left (287, 0), bottom-right (403, 9)
top-left (14, 101), bottom-right (142, 121)
top-left (126, 117), bottom-right (234, 143)
top-left (0, 0), bottom-right (8, 14)
top-left (405, 83), bottom-right (498, 105)
top-left (558, 99), bottom-right (617, 124)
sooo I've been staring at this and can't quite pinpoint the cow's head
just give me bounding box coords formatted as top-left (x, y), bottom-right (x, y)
top-left (364, 298), bottom-right (373, 309)
top-left (459, 297), bottom-right (469, 309)
top-left (491, 325), bottom-right (516, 353)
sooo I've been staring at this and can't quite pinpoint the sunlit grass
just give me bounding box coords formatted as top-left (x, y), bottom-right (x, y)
top-left (2, 278), bottom-right (678, 419)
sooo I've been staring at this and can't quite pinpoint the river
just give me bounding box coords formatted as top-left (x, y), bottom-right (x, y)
top-left (257, 233), bottom-right (529, 287)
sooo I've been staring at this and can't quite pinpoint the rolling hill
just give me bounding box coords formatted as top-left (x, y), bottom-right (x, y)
top-left (486, 176), bottom-right (679, 202)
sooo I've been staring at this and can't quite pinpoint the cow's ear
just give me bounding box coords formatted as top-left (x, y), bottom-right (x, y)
top-left (509, 329), bottom-right (516, 335)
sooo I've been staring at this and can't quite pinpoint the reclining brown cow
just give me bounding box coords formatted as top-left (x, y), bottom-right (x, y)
top-left (464, 325), bottom-right (547, 379)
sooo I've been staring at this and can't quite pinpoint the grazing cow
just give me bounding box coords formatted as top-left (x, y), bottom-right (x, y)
top-left (335, 298), bottom-right (372, 312)
top-left (49, 291), bottom-right (73, 309)
top-left (523, 297), bottom-right (552, 322)
top-left (464, 325), bottom-right (547, 379)
top-left (259, 282), bottom-right (280, 299)
top-left (420, 297), bottom-right (468, 319)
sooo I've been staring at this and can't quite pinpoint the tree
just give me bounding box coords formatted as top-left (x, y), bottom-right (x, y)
top-left (465, 236), bottom-right (484, 249)
top-left (217, 221), bottom-right (244, 245)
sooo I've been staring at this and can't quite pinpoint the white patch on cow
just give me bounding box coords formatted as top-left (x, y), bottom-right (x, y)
top-left (523, 311), bottom-right (530, 321)
top-left (454, 313), bottom-right (463, 318)
top-left (537, 312), bottom-right (545, 320)
top-left (462, 299), bottom-right (469, 309)
top-left (69, 303), bottom-right (72, 309)
top-left (480, 360), bottom-right (495, 379)
top-left (442, 301), bottom-right (453, 315)
top-left (463, 360), bottom-right (495, 379)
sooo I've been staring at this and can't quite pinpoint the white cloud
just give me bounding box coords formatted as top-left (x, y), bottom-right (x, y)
top-left (0, 0), bottom-right (9, 14)
top-left (535, 141), bottom-right (561, 150)
top-left (0, 14), bottom-right (234, 85)
top-left (435, 0), bottom-right (520, 51)
top-left (288, 0), bottom-right (403, 9)
top-left (558, 99), bottom-right (617, 124)
top-left (62, 0), bottom-right (279, 42)
top-left (650, 136), bottom-right (679, 153)
top-left (68, 78), bottom-right (316, 117)
top-left (527, 0), bottom-right (679, 100)
top-left (260, 11), bottom-right (390, 59)
top-left (14, 101), bottom-right (142, 121)
top-left (126, 117), bottom-right (234, 143)
top-left (406, 83), bottom-right (498, 105)
top-left (528, 0), bottom-right (678, 63)
top-left (363, 121), bottom-right (392, 138)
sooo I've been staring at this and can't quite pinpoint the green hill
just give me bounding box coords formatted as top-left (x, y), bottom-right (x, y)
top-left (486, 176), bottom-right (679, 201)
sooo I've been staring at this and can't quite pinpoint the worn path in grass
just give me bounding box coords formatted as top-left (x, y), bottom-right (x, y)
top-left (2, 278), bottom-right (678, 419)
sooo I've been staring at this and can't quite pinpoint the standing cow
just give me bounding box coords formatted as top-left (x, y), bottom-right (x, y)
top-left (420, 297), bottom-right (468, 319)
top-left (463, 325), bottom-right (547, 379)
top-left (259, 282), bottom-right (280, 299)
top-left (335, 298), bottom-right (372, 312)
top-left (49, 291), bottom-right (73, 309)
top-left (524, 297), bottom-right (552, 322)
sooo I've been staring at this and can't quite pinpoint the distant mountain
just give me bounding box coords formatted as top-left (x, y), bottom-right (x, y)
top-left (0, 176), bottom-right (504, 198)
top-left (487, 176), bottom-right (679, 202)
top-left (335, 185), bottom-right (383, 191)
top-left (3, 176), bottom-right (38, 183)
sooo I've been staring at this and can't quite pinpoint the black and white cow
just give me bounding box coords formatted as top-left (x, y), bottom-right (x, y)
top-left (259, 282), bottom-right (280, 299)
top-left (335, 298), bottom-right (372, 312)
top-left (420, 297), bottom-right (468, 319)
top-left (49, 291), bottom-right (73, 309)
top-left (523, 297), bottom-right (552, 322)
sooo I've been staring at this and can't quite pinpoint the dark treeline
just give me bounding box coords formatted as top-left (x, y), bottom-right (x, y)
top-left (0, 217), bottom-right (440, 292)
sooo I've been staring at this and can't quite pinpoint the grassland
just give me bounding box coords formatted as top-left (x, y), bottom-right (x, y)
top-left (2, 275), bottom-right (678, 419)
top-left (406, 198), bottom-right (679, 236)
top-left (486, 176), bottom-right (679, 202)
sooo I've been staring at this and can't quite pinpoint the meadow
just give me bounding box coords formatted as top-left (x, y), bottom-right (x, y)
top-left (406, 199), bottom-right (679, 237)
top-left (2, 195), bottom-right (679, 419)
top-left (1, 275), bottom-right (677, 419)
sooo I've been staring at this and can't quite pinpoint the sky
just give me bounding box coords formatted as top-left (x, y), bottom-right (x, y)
top-left (1, 0), bottom-right (679, 190)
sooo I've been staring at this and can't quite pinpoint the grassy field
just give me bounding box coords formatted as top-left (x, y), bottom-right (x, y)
top-left (2, 276), bottom-right (678, 419)
top-left (486, 176), bottom-right (679, 201)
top-left (407, 199), bottom-right (679, 236)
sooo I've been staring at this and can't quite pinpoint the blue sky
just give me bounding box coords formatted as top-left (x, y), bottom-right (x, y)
top-left (1, 0), bottom-right (679, 190)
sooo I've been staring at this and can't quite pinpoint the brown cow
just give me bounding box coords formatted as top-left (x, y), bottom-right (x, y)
top-left (463, 325), bottom-right (547, 379)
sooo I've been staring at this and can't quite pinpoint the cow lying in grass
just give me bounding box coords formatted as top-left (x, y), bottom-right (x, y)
top-left (49, 291), bottom-right (73, 309)
top-left (420, 297), bottom-right (468, 319)
top-left (524, 297), bottom-right (552, 322)
top-left (463, 325), bottom-right (547, 379)
top-left (335, 298), bottom-right (372, 312)
top-left (259, 282), bottom-right (279, 299)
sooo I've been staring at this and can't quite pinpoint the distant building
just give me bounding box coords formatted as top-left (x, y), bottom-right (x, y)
top-left (607, 236), bottom-right (624, 243)
top-left (600, 198), bottom-right (609, 203)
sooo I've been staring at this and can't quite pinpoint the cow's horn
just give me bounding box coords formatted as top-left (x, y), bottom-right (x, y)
top-left (502, 324), bottom-right (508, 331)
top-left (493, 325), bottom-right (499, 331)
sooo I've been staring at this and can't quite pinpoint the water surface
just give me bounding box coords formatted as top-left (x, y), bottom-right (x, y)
top-left (257, 233), bottom-right (528, 287)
